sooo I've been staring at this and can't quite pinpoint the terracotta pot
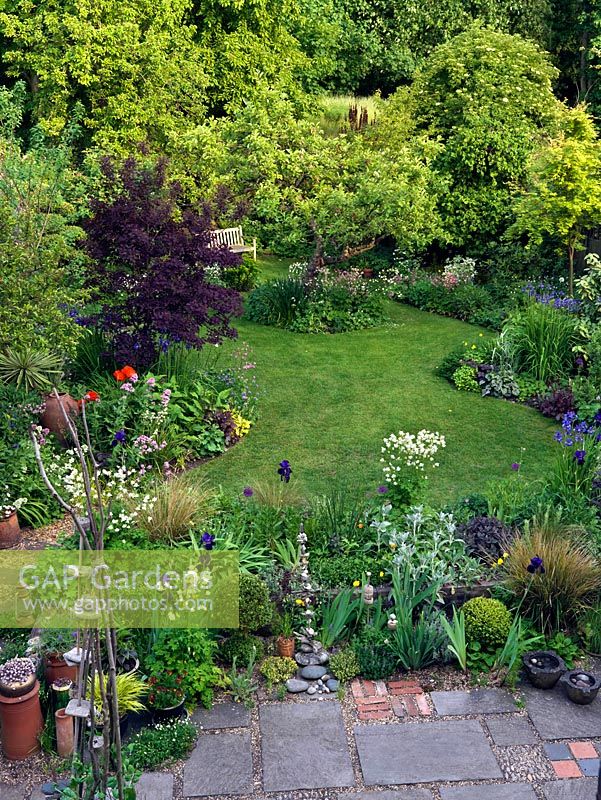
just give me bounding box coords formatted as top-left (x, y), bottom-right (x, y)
top-left (55, 708), bottom-right (74, 757)
top-left (0, 511), bottom-right (21, 549)
top-left (276, 636), bottom-right (295, 658)
top-left (362, 268), bottom-right (374, 278)
top-left (44, 654), bottom-right (78, 686)
top-left (0, 680), bottom-right (43, 760)
top-left (40, 393), bottom-right (79, 444)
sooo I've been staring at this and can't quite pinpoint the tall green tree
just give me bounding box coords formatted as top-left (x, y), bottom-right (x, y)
top-left (0, 84), bottom-right (87, 357)
top-left (512, 105), bottom-right (601, 295)
top-left (0, 0), bottom-right (210, 150)
top-left (394, 24), bottom-right (562, 247)
top-left (181, 90), bottom-right (440, 259)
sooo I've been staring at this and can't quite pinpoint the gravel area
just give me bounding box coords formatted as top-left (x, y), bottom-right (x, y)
top-left (494, 746), bottom-right (555, 783)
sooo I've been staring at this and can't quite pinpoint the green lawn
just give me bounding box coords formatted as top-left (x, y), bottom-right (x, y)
top-left (197, 257), bottom-right (557, 502)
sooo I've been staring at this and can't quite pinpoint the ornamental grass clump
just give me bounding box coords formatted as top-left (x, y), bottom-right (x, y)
top-left (501, 525), bottom-right (601, 635)
top-left (140, 474), bottom-right (215, 542)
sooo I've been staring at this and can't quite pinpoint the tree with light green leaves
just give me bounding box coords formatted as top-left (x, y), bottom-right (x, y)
top-left (512, 105), bottom-right (601, 296)
top-left (391, 23), bottom-right (562, 248)
top-left (0, 84), bottom-right (87, 357)
top-left (180, 89), bottom-right (440, 259)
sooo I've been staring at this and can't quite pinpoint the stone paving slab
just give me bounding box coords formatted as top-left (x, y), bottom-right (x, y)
top-left (0, 784), bottom-right (28, 800)
top-left (485, 716), bottom-right (538, 746)
top-left (523, 687), bottom-right (601, 740)
top-left (354, 719), bottom-right (502, 785)
top-left (431, 689), bottom-right (516, 716)
top-left (439, 784), bottom-right (537, 799)
top-left (338, 791), bottom-right (433, 800)
top-left (136, 772), bottom-right (174, 799)
top-left (542, 778), bottom-right (598, 800)
top-left (192, 701), bottom-right (251, 730)
top-left (260, 701), bottom-right (354, 791)
top-left (183, 732), bottom-right (253, 797)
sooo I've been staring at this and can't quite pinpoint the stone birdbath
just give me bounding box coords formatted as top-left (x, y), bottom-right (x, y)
top-left (522, 650), bottom-right (566, 690)
top-left (560, 670), bottom-right (601, 705)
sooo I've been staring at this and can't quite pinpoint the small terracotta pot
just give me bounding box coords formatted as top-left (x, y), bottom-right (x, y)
top-left (362, 268), bottom-right (374, 279)
top-left (44, 654), bottom-right (78, 686)
top-left (0, 511), bottom-right (21, 549)
top-left (40, 393), bottom-right (79, 444)
top-left (276, 636), bottom-right (295, 658)
top-left (0, 680), bottom-right (43, 760)
top-left (55, 707), bottom-right (74, 757)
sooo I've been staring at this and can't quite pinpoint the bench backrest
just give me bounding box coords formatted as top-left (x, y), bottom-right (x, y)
top-left (209, 226), bottom-right (244, 248)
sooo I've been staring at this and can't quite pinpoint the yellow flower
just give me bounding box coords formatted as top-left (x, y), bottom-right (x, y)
top-left (471, 344), bottom-right (477, 350)
top-left (352, 580), bottom-right (361, 588)
top-left (497, 558), bottom-right (504, 566)
top-left (379, 571), bottom-right (384, 578)
top-left (295, 598), bottom-right (305, 606)
top-left (390, 543), bottom-right (397, 550)
top-left (358, 523), bottom-right (364, 529)
top-left (503, 552), bottom-right (509, 559)
top-left (479, 333), bottom-right (484, 337)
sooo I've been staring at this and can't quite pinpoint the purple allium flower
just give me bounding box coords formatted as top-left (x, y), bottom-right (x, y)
top-left (527, 555), bottom-right (545, 575)
top-left (511, 462), bottom-right (520, 471)
top-left (278, 460), bottom-right (292, 483)
top-left (574, 450), bottom-right (586, 465)
top-left (112, 429), bottom-right (126, 445)
top-left (377, 485), bottom-right (388, 494)
top-left (243, 486), bottom-right (254, 498)
top-left (201, 532), bottom-right (215, 551)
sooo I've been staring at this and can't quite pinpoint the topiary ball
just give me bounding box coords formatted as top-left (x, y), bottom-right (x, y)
top-left (239, 574), bottom-right (274, 633)
top-left (463, 596), bottom-right (512, 651)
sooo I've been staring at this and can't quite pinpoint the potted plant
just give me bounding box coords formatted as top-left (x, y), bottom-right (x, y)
top-left (89, 670), bottom-right (147, 738)
top-left (147, 671), bottom-right (186, 721)
top-left (0, 657), bottom-right (43, 760)
top-left (37, 630), bottom-right (79, 685)
top-left (275, 613), bottom-right (295, 658)
top-left (0, 492), bottom-right (26, 549)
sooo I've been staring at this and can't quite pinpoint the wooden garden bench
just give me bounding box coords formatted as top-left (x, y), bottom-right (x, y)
top-left (209, 226), bottom-right (257, 260)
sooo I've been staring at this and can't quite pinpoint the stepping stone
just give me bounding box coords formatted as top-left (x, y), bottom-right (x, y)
top-left (354, 719), bottom-right (502, 785)
top-left (136, 772), bottom-right (174, 800)
top-left (440, 784), bottom-right (537, 799)
top-left (524, 687), bottom-right (601, 740)
top-left (192, 701), bottom-right (250, 729)
top-left (431, 689), bottom-right (516, 716)
top-left (542, 778), bottom-right (598, 799)
top-left (183, 732), bottom-right (252, 796)
top-left (486, 717), bottom-right (538, 746)
top-left (260, 701), bottom-right (354, 791)
top-left (545, 744), bottom-right (572, 760)
top-left (31, 789), bottom-right (48, 800)
top-left (338, 791), bottom-right (433, 800)
top-left (0, 784), bottom-right (29, 800)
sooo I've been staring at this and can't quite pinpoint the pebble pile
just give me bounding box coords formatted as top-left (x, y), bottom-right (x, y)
top-left (286, 650), bottom-right (339, 696)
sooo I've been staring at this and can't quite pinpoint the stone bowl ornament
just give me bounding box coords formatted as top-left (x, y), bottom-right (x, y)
top-left (0, 657), bottom-right (37, 698)
top-left (522, 650), bottom-right (566, 690)
top-left (560, 670), bottom-right (601, 705)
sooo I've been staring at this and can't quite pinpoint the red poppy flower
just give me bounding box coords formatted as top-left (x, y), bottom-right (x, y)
top-left (85, 390), bottom-right (100, 402)
top-left (122, 365), bottom-right (137, 379)
top-left (113, 369), bottom-right (125, 381)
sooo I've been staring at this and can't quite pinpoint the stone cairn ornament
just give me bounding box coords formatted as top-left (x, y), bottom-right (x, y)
top-left (286, 524), bottom-right (339, 696)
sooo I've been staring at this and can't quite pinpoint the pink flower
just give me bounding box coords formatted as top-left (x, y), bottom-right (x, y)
top-left (146, 377), bottom-right (156, 387)
top-left (121, 382), bottom-right (134, 393)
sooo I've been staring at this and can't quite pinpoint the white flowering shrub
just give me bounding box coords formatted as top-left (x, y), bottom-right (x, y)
top-left (45, 448), bottom-right (156, 537)
top-left (381, 429), bottom-right (446, 485)
top-left (0, 486), bottom-right (27, 519)
top-left (442, 256), bottom-right (477, 288)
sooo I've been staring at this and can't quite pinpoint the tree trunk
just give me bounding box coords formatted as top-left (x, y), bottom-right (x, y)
top-left (568, 245), bottom-right (575, 297)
